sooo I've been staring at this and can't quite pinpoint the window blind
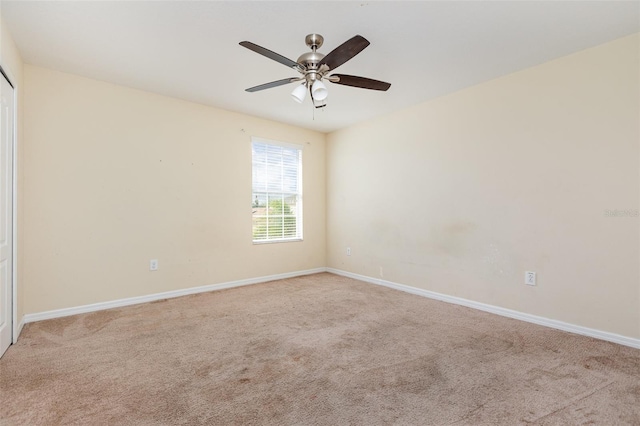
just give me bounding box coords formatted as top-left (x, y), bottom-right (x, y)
top-left (251, 139), bottom-right (303, 242)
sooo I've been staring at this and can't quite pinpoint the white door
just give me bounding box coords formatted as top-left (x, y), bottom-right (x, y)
top-left (0, 72), bottom-right (14, 358)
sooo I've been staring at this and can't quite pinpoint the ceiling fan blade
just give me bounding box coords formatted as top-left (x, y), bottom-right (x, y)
top-left (319, 35), bottom-right (370, 71)
top-left (329, 74), bottom-right (391, 91)
top-left (245, 78), bottom-right (301, 92)
top-left (240, 41), bottom-right (301, 70)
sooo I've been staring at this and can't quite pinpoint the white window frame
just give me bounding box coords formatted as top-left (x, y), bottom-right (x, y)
top-left (251, 137), bottom-right (303, 244)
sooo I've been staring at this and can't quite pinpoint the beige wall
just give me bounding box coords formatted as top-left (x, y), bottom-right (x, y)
top-left (23, 65), bottom-right (326, 314)
top-left (0, 17), bottom-right (24, 324)
top-left (327, 34), bottom-right (640, 339)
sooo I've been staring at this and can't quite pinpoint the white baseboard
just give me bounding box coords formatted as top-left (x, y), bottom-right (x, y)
top-left (327, 268), bottom-right (640, 350)
top-left (22, 268), bottom-right (327, 324)
top-left (20, 266), bottom-right (640, 350)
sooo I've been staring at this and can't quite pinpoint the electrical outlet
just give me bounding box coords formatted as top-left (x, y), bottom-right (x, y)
top-left (346, 247), bottom-right (351, 256)
top-left (150, 259), bottom-right (159, 271)
top-left (525, 271), bottom-right (536, 286)
top-left (379, 267), bottom-right (384, 278)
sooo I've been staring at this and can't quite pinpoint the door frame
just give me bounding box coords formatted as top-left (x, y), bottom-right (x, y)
top-left (0, 63), bottom-right (19, 344)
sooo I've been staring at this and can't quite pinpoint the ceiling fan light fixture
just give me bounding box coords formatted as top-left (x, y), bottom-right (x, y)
top-left (312, 79), bottom-right (328, 101)
top-left (291, 83), bottom-right (307, 103)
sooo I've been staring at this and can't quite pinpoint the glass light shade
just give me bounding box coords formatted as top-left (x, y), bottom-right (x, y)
top-left (312, 80), bottom-right (328, 101)
top-left (291, 83), bottom-right (307, 103)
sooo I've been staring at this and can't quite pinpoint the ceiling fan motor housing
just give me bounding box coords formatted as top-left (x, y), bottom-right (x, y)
top-left (297, 51), bottom-right (325, 71)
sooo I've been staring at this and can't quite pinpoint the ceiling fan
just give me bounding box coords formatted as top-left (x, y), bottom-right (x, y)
top-left (239, 34), bottom-right (391, 108)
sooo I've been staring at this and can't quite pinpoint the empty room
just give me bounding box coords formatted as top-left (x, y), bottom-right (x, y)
top-left (0, 1), bottom-right (639, 424)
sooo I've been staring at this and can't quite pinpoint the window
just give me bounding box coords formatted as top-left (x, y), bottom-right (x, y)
top-left (252, 138), bottom-right (302, 243)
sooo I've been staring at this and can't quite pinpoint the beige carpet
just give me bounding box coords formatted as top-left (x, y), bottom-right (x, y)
top-left (1, 272), bottom-right (639, 425)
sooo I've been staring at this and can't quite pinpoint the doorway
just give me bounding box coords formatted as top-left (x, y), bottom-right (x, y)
top-left (0, 68), bottom-right (15, 358)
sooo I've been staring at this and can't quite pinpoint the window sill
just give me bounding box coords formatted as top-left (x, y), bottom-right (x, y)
top-left (252, 238), bottom-right (303, 245)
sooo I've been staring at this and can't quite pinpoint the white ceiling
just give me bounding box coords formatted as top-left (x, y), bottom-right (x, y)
top-left (2, 1), bottom-right (639, 133)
